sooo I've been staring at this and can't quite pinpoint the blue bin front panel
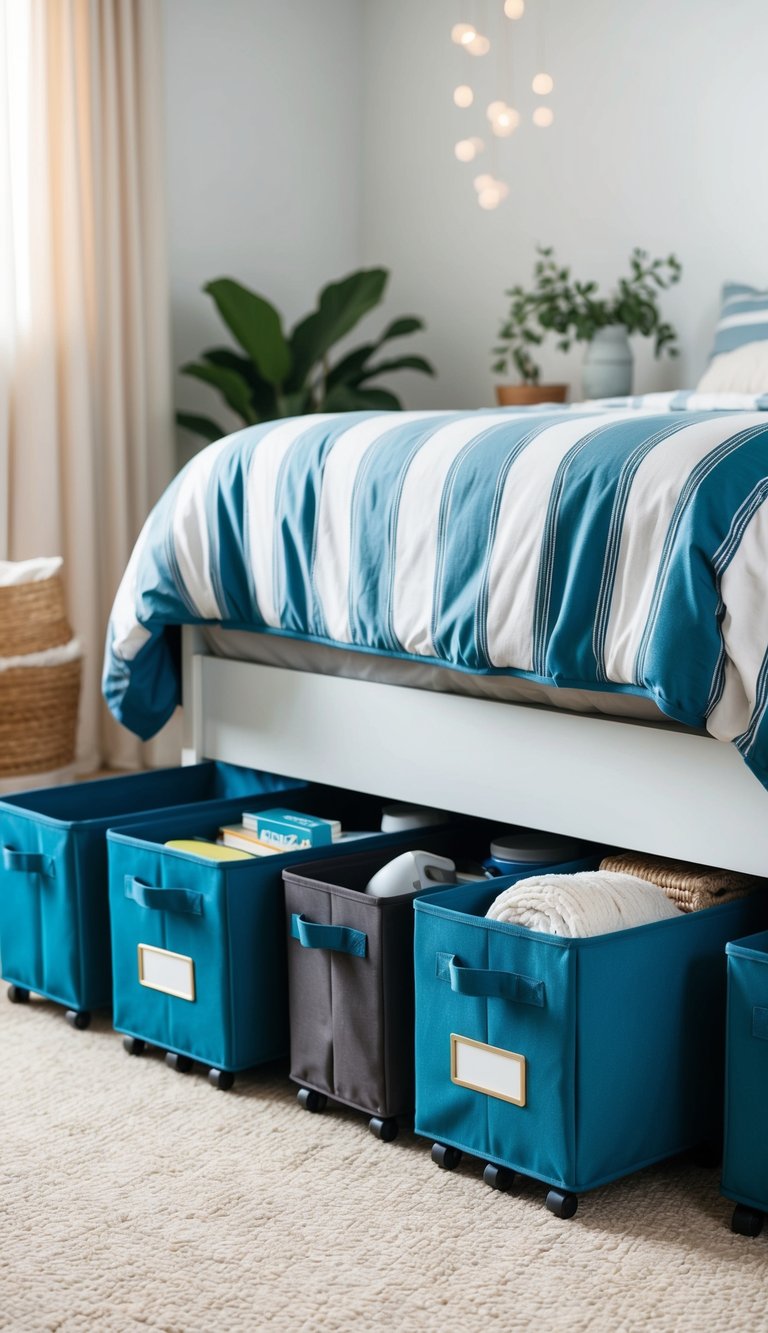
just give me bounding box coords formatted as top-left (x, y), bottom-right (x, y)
top-left (722, 933), bottom-right (768, 1212)
top-left (109, 788), bottom-right (402, 1071)
top-left (415, 882), bottom-right (768, 1193)
top-left (0, 820), bottom-right (87, 1008)
top-left (414, 883), bottom-right (577, 1187)
top-left (0, 763), bottom-right (301, 1010)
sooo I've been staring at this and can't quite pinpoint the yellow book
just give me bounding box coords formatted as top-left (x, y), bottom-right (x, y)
top-left (164, 839), bottom-right (254, 862)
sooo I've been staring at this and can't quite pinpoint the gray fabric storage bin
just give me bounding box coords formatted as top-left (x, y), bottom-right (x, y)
top-left (283, 830), bottom-right (479, 1138)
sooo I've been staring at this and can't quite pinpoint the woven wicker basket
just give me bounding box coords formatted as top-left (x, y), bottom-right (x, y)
top-left (600, 851), bottom-right (756, 913)
top-left (0, 656), bottom-right (82, 778)
top-left (0, 573), bottom-right (72, 656)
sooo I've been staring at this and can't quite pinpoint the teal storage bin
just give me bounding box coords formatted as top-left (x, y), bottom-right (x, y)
top-left (0, 763), bottom-right (301, 1024)
top-left (108, 787), bottom-right (411, 1088)
top-left (414, 878), bottom-right (768, 1219)
top-left (722, 930), bottom-right (768, 1237)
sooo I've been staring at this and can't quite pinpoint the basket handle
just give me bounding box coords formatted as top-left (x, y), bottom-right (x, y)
top-left (2, 848), bottom-right (55, 878)
top-left (124, 876), bottom-right (204, 917)
top-left (290, 913), bottom-right (367, 958)
top-left (436, 952), bottom-right (545, 1006)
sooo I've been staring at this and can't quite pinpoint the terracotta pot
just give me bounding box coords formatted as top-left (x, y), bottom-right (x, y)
top-left (495, 384), bottom-right (568, 407)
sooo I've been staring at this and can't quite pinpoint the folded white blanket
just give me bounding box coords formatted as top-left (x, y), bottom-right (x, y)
top-left (486, 870), bottom-right (683, 937)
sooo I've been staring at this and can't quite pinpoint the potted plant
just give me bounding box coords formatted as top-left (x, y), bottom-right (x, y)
top-left (492, 246), bottom-right (682, 404)
top-left (177, 268), bottom-right (435, 444)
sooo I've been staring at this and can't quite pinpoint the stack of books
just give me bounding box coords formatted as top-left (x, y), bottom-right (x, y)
top-left (165, 808), bottom-right (351, 861)
top-left (219, 808), bottom-right (342, 856)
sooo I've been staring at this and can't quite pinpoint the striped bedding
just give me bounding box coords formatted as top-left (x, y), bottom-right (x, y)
top-left (103, 393), bottom-right (768, 789)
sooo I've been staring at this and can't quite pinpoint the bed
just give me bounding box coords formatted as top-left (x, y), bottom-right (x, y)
top-left (103, 394), bottom-right (768, 876)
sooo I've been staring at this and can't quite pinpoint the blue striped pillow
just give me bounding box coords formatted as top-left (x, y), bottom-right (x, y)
top-left (710, 282), bottom-right (768, 358)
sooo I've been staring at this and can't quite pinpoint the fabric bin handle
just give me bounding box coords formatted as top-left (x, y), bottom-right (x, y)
top-left (2, 847), bottom-right (55, 878)
top-left (436, 952), bottom-right (545, 1007)
top-left (290, 913), bottom-right (367, 958)
top-left (124, 876), bottom-right (204, 917)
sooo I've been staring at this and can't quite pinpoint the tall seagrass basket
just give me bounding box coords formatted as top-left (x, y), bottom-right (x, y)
top-left (0, 561), bottom-right (82, 782)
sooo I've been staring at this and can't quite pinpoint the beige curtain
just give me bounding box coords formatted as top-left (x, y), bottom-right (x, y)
top-left (0, 0), bottom-right (176, 771)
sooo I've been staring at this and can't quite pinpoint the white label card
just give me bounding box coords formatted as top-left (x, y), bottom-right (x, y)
top-left (451, 1033), bottom-right (526, 1106)
top-left (138, 944), bottom-right (196, 1002)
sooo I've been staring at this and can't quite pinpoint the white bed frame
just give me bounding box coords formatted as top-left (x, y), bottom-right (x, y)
top-left (181, 627), bottom-right (768, 877)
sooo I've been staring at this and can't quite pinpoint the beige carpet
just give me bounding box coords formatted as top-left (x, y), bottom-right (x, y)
top-left (2, 998), bottom-right (767, 1333)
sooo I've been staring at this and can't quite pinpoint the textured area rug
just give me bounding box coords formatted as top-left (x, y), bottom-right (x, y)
top-left (1, 997), bottom-right (767, 1333)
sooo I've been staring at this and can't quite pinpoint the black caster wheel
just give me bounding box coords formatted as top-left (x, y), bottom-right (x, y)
top-left (7, 984), bottom-right (30, 1004)
top-left (297, 1087), bottom-right (327, 1113)
top-left (65, 1009), bottom-right (91, 1030)
top-left (546, 1188), bottom-right (578, 1220)
top-left (208, 1068), bottom-right (235, 1091)
top-left (123, 1036), bottom-right (146, 1056)
top-left (431, 1143), bottom-right (462, 1171)
top-left (369, 1116), bottom-right (399, 1142)
top-left (483, 1163), bottom-right (516, 1192)
top-left (165, 1051), bottom-right (193, 1073)
top-left (732, 1204), bottom-right (764, 1237)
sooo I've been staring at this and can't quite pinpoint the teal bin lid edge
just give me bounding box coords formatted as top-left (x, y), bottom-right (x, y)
top-left (726, 929), bottom-right (768, 961)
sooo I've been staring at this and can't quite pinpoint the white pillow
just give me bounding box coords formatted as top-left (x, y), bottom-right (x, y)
top-left (697, 340), bottom-right (768, 394)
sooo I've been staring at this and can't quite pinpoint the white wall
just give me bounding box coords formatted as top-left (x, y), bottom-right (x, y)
top-left (163, 0), bottom-right (363, 456)
top-left (360, 0), bottom-right (768, 407)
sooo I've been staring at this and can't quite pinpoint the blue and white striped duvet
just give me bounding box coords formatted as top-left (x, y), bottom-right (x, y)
top-left (103, 393), bottom-right (768, 789)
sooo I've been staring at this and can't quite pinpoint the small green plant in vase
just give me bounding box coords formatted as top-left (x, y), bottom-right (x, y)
top-left (493, 246), bottom-right (682, 404)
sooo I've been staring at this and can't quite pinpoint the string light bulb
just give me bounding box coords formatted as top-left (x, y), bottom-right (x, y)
top-left (455, 137), bottom-right (484, 162)
top-left (533, 106), bottom-right (554, 127)
top-left (473, 174), bottom-right (495, 192)
top-left (478, 186), bottom-right (502, 210)
top-left (451, 22), bottom-right (477, 45)
top-left (453, 84), bottom-right (474, 108)
top-left (486, 100), bottom-right (507, 122)
top-left (504, 0), bottom-right (525, 18)
top-left (466, 33), bottom-right (490, 55)
top-left (491, 105), bottom-right (520, 136)
top-left (532, 72), bottom-right (554, 95)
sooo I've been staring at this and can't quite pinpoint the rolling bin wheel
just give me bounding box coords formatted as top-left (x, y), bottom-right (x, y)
top-left (369, 1116), bottom-right (398, 1142)
top-left (297, 1087), bottom-right (327, 1113)
top-left (7, 984), bottom-right (30, 1005)
top-left (208, 1068), bottom-right (235, 1091)
top-left (165, 1051), bottom-right (193, 1074)
top-left (545, 1188), bottom-right (578, 1220)
top-left (483, 1163), bottom-right (516, 1192)
top-left (65, 1009), bottom-right (91, 1031)
top-left (731, 1204), bottom-right (764, 1238)
top-left (431, 1143), bottom-right (462, 1171)
top-left (123, 1036), bottom-right (146, 1057)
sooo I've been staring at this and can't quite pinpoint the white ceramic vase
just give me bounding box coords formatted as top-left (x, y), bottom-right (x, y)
top-left (582, 325), bottom-right (633, 399)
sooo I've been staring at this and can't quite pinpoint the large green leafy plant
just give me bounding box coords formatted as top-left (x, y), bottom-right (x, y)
top-left (493, 246), bottom-right (683, 384)
top-left (177, 268), bottom-right (435, 442)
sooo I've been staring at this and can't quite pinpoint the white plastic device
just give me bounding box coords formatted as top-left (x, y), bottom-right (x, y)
top-left (365, 850), bottom-right (457, 898)
top-left (380, 804), bottom-right (450, 834)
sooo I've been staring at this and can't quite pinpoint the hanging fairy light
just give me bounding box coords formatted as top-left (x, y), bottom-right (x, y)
top-left (454, 84), bottom-right (474, 107)
top-left (455, 137), bottom-right (485, 162)
top-left (450, 0), bottom-right (558, 210)
top-left (532, 72), bottom-right (554, 94)
top-left (490, 104), bottom-right (520, 136)
top-left (451, 22), bottom-right (477, 46)
top-left (466, 32), bottom-right (491, 55)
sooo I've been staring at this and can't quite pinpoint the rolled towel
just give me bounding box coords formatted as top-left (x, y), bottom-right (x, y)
top-left (486, 870), bottom-right (683, 937)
